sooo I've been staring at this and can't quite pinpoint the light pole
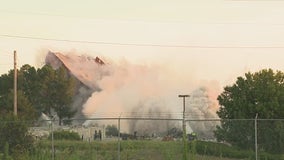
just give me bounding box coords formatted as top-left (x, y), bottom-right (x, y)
top-left (179, 94), bottom-right (190, 160)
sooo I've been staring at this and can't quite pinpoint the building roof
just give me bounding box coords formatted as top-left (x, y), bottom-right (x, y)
top-left (46, 51), bottom-right (106, 90)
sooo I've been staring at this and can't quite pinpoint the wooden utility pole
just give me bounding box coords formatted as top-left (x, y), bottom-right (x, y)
top-left (14, 50), bottom-right (17, 116)
top-left (179, 94), bottom-right (190, 160)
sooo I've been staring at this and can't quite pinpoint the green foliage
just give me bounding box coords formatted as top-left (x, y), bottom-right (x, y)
top-left (2, 143), bottom-right (13, 160)
top-left (48, 130), bottom-right (81, 141)
top-left (105, 125), bottom-right (119, 137)
top-left (8, 139), bottom-right (283, 160)
top-left (0, 66), bottom-right (38, 120)
top-left (0, 64), bottom-right (77, 124)
top-left (37, 65), bottom-right (76, 125)
top-left (195, 141), bottom-right (282, 160)
top-left (0, 71), bottom-right (13, 96)
top-left (196, 141), bottom-right (252, 159)
top-left (189, 140), bottom-right (197, 160)
top-left (18, 64), bottom-right (41, 114)
top-left (1, 90), bottom-right (37, 120)
top-left (216, 69), bottom-right (284, 153)
top-left (0, 116), bottom-right (34, 159)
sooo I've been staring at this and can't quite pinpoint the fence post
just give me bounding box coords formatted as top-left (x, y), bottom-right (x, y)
top-left (255, 113), bottom-right (258, 160)
top-left (51, 118), bottom-right (55, 160)
top-left (118, 116), bottom-right (121, 160)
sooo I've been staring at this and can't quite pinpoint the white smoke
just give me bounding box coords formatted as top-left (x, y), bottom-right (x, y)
top-left (82, 59), bottom-right (169, 116)
top-left (45, 52), bottom-right (221, 138)
top-left (186, 87), bottom-right (219, 139)
top-left (45, 51), bottom-right (108, 121)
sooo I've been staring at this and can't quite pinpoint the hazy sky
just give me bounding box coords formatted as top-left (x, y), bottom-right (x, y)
top-left (1, 0), bottom-right (284, 87)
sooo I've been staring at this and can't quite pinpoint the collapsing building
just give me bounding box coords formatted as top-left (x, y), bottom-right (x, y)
top-left (45, 51), bottom-right (107, 123)
top-left (45, 51), bottom-right (219, 140)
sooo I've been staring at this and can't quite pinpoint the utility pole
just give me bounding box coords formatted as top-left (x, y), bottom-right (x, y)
top-left (14, 50), bottom-right (17, 116)
top-left (179, 94), bottom-right (190, 160)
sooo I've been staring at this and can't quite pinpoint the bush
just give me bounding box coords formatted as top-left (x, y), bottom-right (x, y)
top-left (105, 125), bottom-right (118, 137)
top-left (2, 143), bottom-right (13, 160)
top-left (0, 115), bottom-right (34, 159)
top-left (194, 141), bottom-right (282, 160)
top-left (48, 130), bottom-right (81, 141)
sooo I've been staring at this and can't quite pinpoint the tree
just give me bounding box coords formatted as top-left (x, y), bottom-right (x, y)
top-left (0, 115), bottom-right (34, 159)
top-left (106, 125), bottom-right (119, 137)
top-left (0, 90), bottom-right (37, 120)
top-left (51, 67), bottom-right (76, 125)
top-left (0, 66), bottom-right (38, 121)
top-left (0, 65), bottom-right (39, 119)
top-left (37, 65), bottom-right (76, 125)
top-left (215, 69), bottom-right (284, 153)
top-left (18, 64), bottom-right (41, 114)
top-left (0, 66), bottom-right (36, 158)
top-left (0, 89), bottom-right (36, 158)
top-left (0, 64), bottom-right (77, 125)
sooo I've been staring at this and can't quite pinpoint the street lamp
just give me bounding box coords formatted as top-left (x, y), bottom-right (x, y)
top-left (179, 94), bottom-right (190, 160)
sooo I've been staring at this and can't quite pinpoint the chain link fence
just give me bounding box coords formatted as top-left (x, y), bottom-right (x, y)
top-left (1, 117), bottom-right (284, 160)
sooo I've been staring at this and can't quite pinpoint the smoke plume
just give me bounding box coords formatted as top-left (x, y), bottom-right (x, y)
top-left (46, 51), bottom-right (221, 138)
top-left (186, 87), bottom-right (219, 139)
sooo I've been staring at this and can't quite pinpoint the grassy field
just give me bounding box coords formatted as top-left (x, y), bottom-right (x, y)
top-left (2, 138), bottom-right (281, 160)
top-left (25, 140), bottom-right (246, 160)
top-left (193, 155), bottom-right (240, 160)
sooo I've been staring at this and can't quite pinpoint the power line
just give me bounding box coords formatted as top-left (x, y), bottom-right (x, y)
top-left (1, 34), bottom-right (284, 49)
top-left (2, 10), bottom-right (284, 26)
top-left (0, 10), bottom-right (74, 18)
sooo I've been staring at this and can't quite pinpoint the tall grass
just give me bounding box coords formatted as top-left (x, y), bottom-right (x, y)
top-left (4, 139), bottom-right (283, 160)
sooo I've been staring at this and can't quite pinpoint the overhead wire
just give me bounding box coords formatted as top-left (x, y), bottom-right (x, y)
top-left (1, 9), bottom-right (284, 49)
top-left (1, 9), bottom-right (284, 26)
top-left (1, 34), bottom-right (284, 49)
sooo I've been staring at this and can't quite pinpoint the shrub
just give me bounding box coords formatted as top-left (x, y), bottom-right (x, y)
top-left (2, 143), bottom-right (13, 160)
top-left (0, 115), bottom-right (34, 159)
top-left (194, 141), bottom-right (282, 160)
top-left (48, 130), bottom-right (80, 141)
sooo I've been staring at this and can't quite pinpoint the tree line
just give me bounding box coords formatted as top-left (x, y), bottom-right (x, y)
top-left (1, 62), bottom-right (284, 155)
top-left (215, 69), bottom-right (284, 154)
top-left (0, 63), bottom-right (78, 158)
top-left (0, 64), bottom-right (76, 125)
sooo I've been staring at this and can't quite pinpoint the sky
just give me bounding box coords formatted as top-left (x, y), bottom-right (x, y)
top-left (1, 0), bottom-right (284, 88)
